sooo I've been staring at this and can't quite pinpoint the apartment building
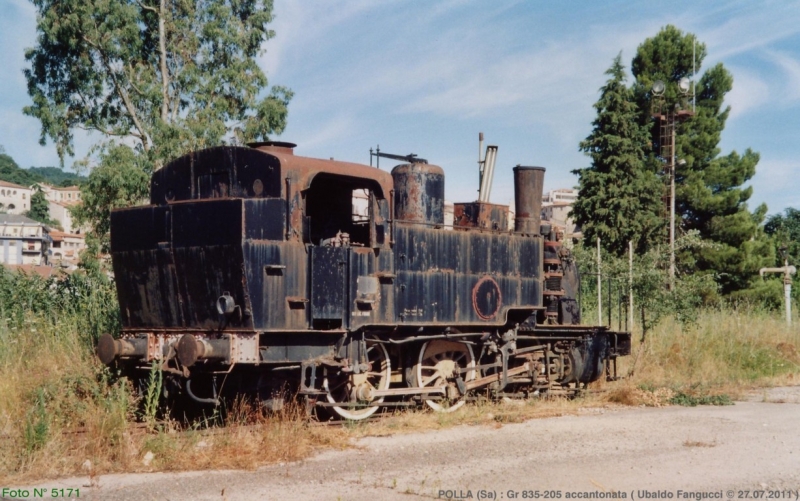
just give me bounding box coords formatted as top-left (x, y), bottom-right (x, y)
top-left (0, 214), bottom-right (50, 266)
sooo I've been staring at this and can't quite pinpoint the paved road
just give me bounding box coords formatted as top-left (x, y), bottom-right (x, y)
top-left (18, 387), bottom-right (800, 501)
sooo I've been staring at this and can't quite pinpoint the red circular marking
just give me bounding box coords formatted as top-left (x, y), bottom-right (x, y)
top-left (472, 275), bottom-right (502, 320)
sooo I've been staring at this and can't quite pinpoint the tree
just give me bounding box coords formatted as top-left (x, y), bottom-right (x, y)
top-left (572, 54), bottom-right (664, 256)
top-left (0, 152), bottom-right (44, 187)
top-left (765, 208), bottom-right (800, 266)
top-left (25, 0), bottom-right (292, 249)
top-left (25, 0), bottom-right (291, 166)
top-left (71, 145), bottom-right (151, 253)
top-left (25, 185), bottom-right (57, 227)
top-left (630, 25), bottom-right (773, 293)
top-left (27, 167), bottom-right (86, 187)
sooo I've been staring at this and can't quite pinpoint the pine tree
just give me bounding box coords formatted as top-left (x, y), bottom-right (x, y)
top-left (572, 54), bottom-right (664, 257)
top-left (630, 25), bottom-right (773, 293)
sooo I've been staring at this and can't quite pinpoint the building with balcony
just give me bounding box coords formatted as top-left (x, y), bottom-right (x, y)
top-left (0, 214), bottom-right (51, 266)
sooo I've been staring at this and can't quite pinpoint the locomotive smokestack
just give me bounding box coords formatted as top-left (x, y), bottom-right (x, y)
top-left (513, 166), bottom-right (545, 234)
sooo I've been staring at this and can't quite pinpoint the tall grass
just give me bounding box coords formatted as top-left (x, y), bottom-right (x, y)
top-left (608, 305), bottom-right (800, 405)
top-left (0, 269), bottom-right (132, 481)
top-left (0, 269), bottom-right (341, 483)
top-left (0, 268), bottom-right (797, 483)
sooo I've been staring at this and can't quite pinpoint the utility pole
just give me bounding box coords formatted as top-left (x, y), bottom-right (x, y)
top-left (760, 246), bottom-right (796, 326)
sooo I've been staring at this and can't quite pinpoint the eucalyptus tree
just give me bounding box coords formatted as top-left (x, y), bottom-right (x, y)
top-left (24, 0), bottom-right (292, 251)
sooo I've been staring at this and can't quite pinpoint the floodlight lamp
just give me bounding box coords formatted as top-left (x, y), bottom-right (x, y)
top-left (677, 159), bottom-right (687, 166)
top-left (679, 77), bottom-right (691, 94)
top-left (652, 80), bottom-right (665, 96)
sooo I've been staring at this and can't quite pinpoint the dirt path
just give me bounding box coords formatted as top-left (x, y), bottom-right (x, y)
top-left (17, 387), bottom-right (800, 501)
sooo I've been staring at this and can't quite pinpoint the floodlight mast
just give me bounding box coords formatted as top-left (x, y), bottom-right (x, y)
top-left (651, 79), bottom-right (694, 290)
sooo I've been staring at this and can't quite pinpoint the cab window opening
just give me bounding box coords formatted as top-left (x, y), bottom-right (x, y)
top-left (305, 175), bottom-right (378, 247)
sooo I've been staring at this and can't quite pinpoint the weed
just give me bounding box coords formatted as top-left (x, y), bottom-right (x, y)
top-left (142, 362), bottom-right (163, 429)
top-left (669, 392), bottom-right (733, 407)
top-left (23, 388), bottom-right (49, 454)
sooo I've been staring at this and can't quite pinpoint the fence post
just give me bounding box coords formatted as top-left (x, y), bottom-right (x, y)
top-left (629, 240), bottom-right (634, 332)
top-left (597, 237), bottom-right (602, 326)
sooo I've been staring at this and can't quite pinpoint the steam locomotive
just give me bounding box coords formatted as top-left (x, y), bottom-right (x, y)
top-left (97, 141), bottom-right (630, 419)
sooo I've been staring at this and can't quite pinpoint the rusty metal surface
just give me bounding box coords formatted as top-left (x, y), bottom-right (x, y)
top-left (513, 166), bottom-right (545, 234)
top-left (453, 202), bottom-right (509, 231)
top-left (393, 222), bottom-right (542, 325)
top-left (391, 162), bottom-right (445, 225)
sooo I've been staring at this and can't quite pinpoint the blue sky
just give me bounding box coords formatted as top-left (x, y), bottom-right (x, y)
top-left (1, 0), bottom-right (799, 214)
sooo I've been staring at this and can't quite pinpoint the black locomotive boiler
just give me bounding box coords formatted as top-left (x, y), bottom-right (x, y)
top-left (97, 141), bottom-right (630, 419)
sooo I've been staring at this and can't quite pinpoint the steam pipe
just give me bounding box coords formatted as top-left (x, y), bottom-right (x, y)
top-left (483, 146), bottom-right (498, 202)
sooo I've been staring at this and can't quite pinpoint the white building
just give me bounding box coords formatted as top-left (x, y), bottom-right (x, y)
top-left (542, 188), bottom-right (580, 238)
top-left (39, 184), bottom-right (81, 204)
top-left (543, 188), bottom-right (578, 205)
top-left (49, 230), bottom-right (85, 267)
top-left (0, 214), bottom-right (50, 266)
top-left (47, 199), bottom-right (82, 234)
top-left (0, 181), bottom-right (32, 215)
top-left (36, 184), bottom-right (83, 234)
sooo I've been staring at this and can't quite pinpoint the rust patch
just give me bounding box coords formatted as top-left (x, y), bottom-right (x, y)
top-left (472, 275), bottom-right (502, 320)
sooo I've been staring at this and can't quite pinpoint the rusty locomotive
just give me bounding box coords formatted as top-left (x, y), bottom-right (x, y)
top-left (97, 141), bottom-right (630, 419)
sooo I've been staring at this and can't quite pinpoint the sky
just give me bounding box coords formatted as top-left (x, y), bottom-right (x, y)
top-left (1, 0), bottom-right (799, 215)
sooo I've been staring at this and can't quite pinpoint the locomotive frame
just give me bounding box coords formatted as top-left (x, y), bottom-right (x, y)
top-left (97, 141), bottom-right (630, 419)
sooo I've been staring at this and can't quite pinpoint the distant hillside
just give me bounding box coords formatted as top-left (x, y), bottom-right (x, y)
top-left (0, 154), bottom-right (43, 186)
top-left (0, 154), bottom-right (86, 188)
top-left (28, 167), bottom-right (86, 187)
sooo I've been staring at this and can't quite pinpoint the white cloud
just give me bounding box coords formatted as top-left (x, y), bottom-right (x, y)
top-left (765, 51), bottom-right (800, 103)
top-left (260, 0), bottom-right (388, 77)
top-left (702, 4), bottom-right (800, 62)
top-left (289, 114), bottom-right (356, 151)
top-left (725, 67), bottom-right (771, 119)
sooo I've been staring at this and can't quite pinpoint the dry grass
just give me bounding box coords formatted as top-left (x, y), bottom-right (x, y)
top-left (600, 306), bottom-right (800, 406)
top-left (0, 314), bottom-right (351, 484)
top-left (1, 306), bottom-right (798, 483)
top-left (347, 394), bottom-right (605, 437)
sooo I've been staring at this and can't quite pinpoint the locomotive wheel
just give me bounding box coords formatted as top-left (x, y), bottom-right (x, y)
top-left (324, 341), bottom-right (390, 420)
top-left (413, 340), bottom-right (476, 412)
